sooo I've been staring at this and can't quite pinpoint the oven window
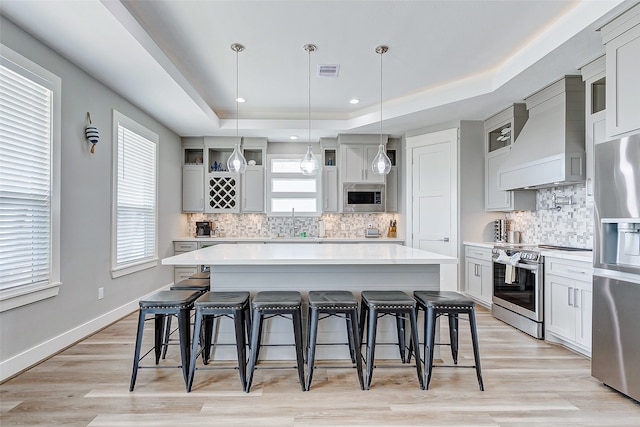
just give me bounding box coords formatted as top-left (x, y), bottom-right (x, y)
top-left (493, 263), bottom-right (536, 312)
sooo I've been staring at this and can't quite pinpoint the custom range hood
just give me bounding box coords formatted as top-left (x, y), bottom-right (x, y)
top-left (498, 76), bottom-right (586, 191)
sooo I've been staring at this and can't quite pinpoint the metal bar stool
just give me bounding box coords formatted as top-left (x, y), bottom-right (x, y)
top-left (129, 290), bottom-right (200, 391)
top-left (245, 291), bottom-right (306, 392)
top-left (162, 278), bottom-right (210, 359)
top-left (413, 290), bottom-right (484, 391)
top-left (306, 290), bottom-right (364, 390)
top-left (187, 291), bottom-right (251, 392)
top-left (358, 290), bottom-right (424, 390)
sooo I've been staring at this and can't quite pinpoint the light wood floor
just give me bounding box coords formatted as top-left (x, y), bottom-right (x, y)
top-left (1, 306), bottom-right (639, 426)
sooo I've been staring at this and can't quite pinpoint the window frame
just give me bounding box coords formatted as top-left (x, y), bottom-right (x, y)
top-left (0, 44), bottom-right (62, 312)
top-left (266, 154), bottom-right (321, 217)
top-left (111, 110), bottom-right (159, 278)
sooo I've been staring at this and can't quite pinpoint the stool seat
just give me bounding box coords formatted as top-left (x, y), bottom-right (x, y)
top-left (139, 290), bottom-right (200, 307)
top-left (251, 291), bottom-right (301, 308)
top-left (170, 278), bottom-right (210, 292)
top-left (195, 291), bottom-right (250, 309)
top-left (308, 290), bottom-right (358, 308)
top-left (414, 291), bottom-right (475, 308)
top-left (189, 270), bottom-right (211, 280)
top-left (361, 290), bottom-right (417, 307)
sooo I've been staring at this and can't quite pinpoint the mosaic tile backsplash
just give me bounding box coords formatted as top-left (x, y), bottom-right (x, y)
top-left (505, 184), bottom-right (594, 249)
top-left (187, 212), bottom-right (398, 239)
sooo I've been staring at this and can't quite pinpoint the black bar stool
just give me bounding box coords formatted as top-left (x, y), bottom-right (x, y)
top-left (129, 290), bottom-right (200, 391)
top-left (162, 278), bottom-right (210, 359)
top-left (359, 290), bottom-right (424, 390)
top-left (413, 290), bottom-right (484, 391)
top-left (187, 291), bottom-right (251, 392)
top-left (245, 291), bottom-right (306, 392)
top-left (189, 270), bottom-right (210, 280)
top-left (306, 290), bottom-right (364, 390)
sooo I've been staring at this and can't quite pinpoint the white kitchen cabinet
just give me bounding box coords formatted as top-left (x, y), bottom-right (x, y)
top-left (464, 245), bottom-right (493, 307)
top-left (173, 241), bottom-right (198, 283)
top-left (601, 4), bottom-right (640, 139)
top-left (581, 55), bottom-right (606, 205)
top-left (321, 138), bottom-right (339, 212)
top-left (340, 144), bottom-right (385, 184)
top-left (484, 105), bottom-right (536, 212)
top-left (205, 137), bottom-right (241, 213)
top-left (241, 167), bottom-right (264, 212)
top-left (181, 138), bottom-right (205, 212)
top-left (544, 256), bottom-right (593, 356)
top-left (386, 138), bottom-right (399, 212)
top-left (240, 137), bottom-right (267, 212)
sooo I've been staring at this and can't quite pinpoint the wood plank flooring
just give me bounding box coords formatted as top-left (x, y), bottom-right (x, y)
top-left (1, 307), bottom-right (639, 426)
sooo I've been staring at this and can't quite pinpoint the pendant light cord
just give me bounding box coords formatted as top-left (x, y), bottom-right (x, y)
top-left (308, 45), bottom-right (311, 144)
top-left (236, 46), bottom-right (239, 137)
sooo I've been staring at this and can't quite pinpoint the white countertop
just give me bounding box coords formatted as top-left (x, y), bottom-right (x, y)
top-left (463, 241), bottom-right (593, 263)
top-left (178, 237), bottom-right (405, 243)
top-left (163, 243), bottom-right (457, 266)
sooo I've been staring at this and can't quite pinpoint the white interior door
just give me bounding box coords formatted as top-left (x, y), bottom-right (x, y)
top-left (407, 129), bottom-right (458, 291)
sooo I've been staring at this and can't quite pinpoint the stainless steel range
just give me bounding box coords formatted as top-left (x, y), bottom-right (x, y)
top-left (491, 244), bottom-right (544, 339)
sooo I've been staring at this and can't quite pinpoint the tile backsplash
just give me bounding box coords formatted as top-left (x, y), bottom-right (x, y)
top-left (187, 212), bottom-right (398, 239)
top-left (505, 184), bottom-right (593, 249)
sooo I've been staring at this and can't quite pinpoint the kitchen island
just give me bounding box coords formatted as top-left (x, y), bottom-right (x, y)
top-left (162, 243), bottom-right (457, 359)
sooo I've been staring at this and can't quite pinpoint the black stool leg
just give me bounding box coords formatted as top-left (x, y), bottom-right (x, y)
top-left (345, 314), bottom-right (356, 363)
top-left (468, 308), bottom-right (484, 391)
top-left (234, 308), bottom-right (248, 390)
top-left (364, 306), bottom-right (378, 390)
top-left (395, 314), bottom-right (407, 363)
top-left (448, 312), bottom-right (459, 364)
top-left (161, 314), bottom-right (171, 359)
top-left (154, 314), bottom-right (164, 364)
top-left (424, 306), bottom-right (437, 390)
top-left (245, 308), bottom-right (262, 392)
top-left (292, 308), bottom-right (306, 391)
top-left (358, 301), bottom-right (368, 346)
top-left (129, 309), bottom-right (146, 391)
top-left (305, 307), bottom-right (319, 391)
top-left (177, 307), bottom-right (191, 388)
top-left (348, 308), bottom-right (365, 390)
top-left (187, 309), bottom-right (204, 392)
top-left (409, 308), bottom-right (425, 390)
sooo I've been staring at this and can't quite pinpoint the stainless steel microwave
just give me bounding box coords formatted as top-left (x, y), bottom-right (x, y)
top-left (343, 184), bottom-right (385, 212)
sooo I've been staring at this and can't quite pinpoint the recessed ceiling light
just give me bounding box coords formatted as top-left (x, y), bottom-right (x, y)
top-left (236, 97), bottom-right (246, 103)
top-left (350, 98), bottom-right (360, 104)
top-left (289, 135), bottom-right (298, 140)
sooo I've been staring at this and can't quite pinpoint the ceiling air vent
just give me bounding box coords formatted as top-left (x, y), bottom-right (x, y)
top-left (317, 64), bottom-right (340, 77)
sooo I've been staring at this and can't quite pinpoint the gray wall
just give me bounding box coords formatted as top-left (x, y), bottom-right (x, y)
top-left (0, 17), bottom-right (184, 376)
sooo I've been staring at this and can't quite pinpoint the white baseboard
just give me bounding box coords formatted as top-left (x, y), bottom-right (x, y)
top-left (0, 284), bottom-right (171, 382)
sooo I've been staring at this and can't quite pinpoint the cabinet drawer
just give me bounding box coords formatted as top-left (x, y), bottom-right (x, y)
top-left (174, 267), bottom-right (198, 283)
top-left (465, 246), bottom-right (492, 261)
top-left (545, 257), bottom-right (592, 281)
top-left (174, 241), bottom-right (197, 252)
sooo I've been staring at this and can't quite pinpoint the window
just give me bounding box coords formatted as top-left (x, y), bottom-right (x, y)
top-left (0, 45), bottom-right (61, 312)
top-left (267, 155), bottom-right (321, 215)
top-left (111, 110), bottom-right (158, 278)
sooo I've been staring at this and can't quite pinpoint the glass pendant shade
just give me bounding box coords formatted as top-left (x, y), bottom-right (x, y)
top-left (300, 144), bottom-right (319, 176)
top-left (227, 143), bottom-right (247, 174)
top-left (372, 143), bottom-right (392, 175)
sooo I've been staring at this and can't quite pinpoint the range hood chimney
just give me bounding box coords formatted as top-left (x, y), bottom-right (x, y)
top-left (498, 76), bottom-right (585, 191)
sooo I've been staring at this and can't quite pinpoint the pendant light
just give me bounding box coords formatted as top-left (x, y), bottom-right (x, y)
top-left (372, 45), bottom-right (392, 175)
top-left (300, 44), bottom-right (320, 176)
top-left (227, 43), bottom-right (247, 174)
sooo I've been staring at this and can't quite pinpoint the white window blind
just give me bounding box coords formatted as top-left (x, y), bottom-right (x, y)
top-left (0, 63), bottom-right (52, 291)
top-left (112, 112), bottom-right (158, 276)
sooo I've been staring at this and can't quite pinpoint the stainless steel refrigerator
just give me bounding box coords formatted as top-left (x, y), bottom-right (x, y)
top-left (592, 134), bottom-right (640, 402)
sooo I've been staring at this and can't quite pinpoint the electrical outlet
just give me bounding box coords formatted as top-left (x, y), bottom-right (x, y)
top-left (98, 287), bottom-right (104, 300)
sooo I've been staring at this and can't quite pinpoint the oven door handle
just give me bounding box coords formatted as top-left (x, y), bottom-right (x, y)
top-left (492, 260), bottom-right (538, 271)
